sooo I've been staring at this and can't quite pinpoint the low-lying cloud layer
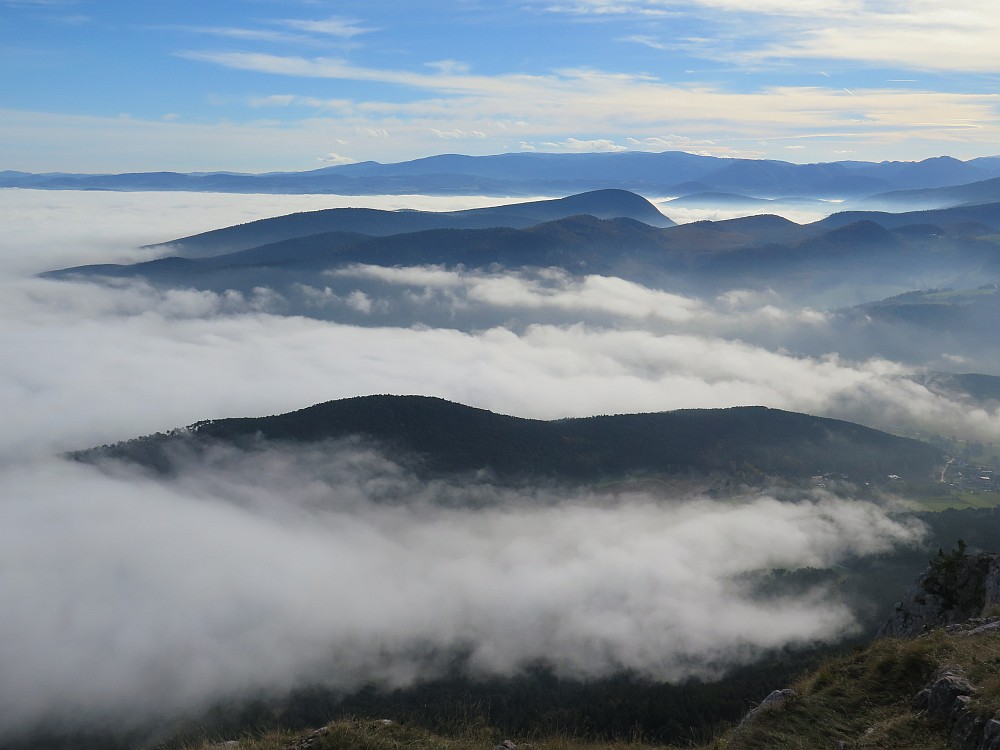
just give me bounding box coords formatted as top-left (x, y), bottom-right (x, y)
top-left (4, 267), bottom-right (998, 461)
top-left (3, 191), bottom-right (998, 457)
top-left (0, 443), bottom-right (925, 736)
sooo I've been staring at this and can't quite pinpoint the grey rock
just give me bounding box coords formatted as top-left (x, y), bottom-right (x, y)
top-left (909, 667), bottom-right (1000, 750)
top-left (966, 621), bottom-right (1000, 636)
top-left (878, 553), bottom-right (1000, 638)
top-left (980, 718), bottom-right (1000, 750)
top-left (912, 688), bottom-right (931, 711)
top-left (288, 725), bottom-right (330, 750)
top-left (983, 560), bottom-right (1000, 612)
top-left (949, 705), bottom-right (984, 750)
top-left (927, 669), bottom-right (974, 716)
top-left (761, 688), bottom-right (797, 708)
top-left (732, 688), bottom-right (797, 737)
top-left (952, 694), bottom-right (974, 718)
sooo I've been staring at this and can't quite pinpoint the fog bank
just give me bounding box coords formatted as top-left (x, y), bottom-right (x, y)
top-left (0, 445), bottom-right (925, 735)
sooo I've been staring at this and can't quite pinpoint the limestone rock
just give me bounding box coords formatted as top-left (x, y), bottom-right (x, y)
top-left (909, 667), bottom-right (1000, 750)
top-left (925, 668), bottom-right (974, 716)
top-left (980, 719), bottom-right (1000, 750)
top-left (732, 688), bottom-right (797, 738)
top-left (878, 553), bottom-right (1000, 638)
top-left (950, 705), bottom-right (984, 750)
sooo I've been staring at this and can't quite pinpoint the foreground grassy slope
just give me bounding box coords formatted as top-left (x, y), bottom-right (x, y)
top-left (718, 623), bottom-right (1000, 749)
top-left (178, 720), bottom-right (661, 750)
top-left (171, 622), bottom-right (1000, 750)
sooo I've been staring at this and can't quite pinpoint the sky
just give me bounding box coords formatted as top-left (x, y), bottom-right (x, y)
top-left (3, 0), bottom-right (1000, 172)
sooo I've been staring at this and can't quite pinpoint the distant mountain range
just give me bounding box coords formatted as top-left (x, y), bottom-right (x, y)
top-left (38, 186), bottom-right (1000, 372)
top-left (866, 175), bottom-right (1000, 210)
top-left (75, 395), bottom-right (944, 486)
top-left (6, 151), bottom-right (1000, 199)
top-left (44, 190), bottom-right (1000, 313)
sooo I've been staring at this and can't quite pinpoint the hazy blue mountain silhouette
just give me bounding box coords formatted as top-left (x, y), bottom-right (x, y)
top-left (44, 198), bottom-right (1000, 313)
top-left (867, 176), bottom-right (1000, 210)
top-left (813, 201), bottom-right (1000, 231)
top-left (6, 151), bottom-right (1000, 198)
top-left (145, 189), bottom-right (674, 257)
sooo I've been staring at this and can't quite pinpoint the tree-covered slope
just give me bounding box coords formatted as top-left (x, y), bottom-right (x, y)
top-left (76, 395), bottom-right (944, 485)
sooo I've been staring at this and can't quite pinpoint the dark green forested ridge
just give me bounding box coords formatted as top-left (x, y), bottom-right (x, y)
top-left (76, 394), bottom-right (944, 485)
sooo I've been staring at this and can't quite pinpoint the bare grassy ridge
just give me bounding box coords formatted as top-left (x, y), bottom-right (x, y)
top-left (179, 719), bottom-right (665, 750)
top-left (719, 626), bottom-right (1000, 749)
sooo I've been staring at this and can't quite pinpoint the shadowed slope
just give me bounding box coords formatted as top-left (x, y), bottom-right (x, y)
top-left (76, 395), bottom-right (944, 485)
top-left (147, 189), bottom-right (675, 258)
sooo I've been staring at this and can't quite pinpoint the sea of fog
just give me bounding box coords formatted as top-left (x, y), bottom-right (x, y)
top-left (0, 188), bottom-right (992, 738)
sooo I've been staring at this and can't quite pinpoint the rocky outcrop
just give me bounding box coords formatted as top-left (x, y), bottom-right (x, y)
top-left (878, 552), bottom-right (1000, 638)
top-left (911, 666), bottom-right (1000, 750)
top-left (730, 688), bottom-right (797, 740)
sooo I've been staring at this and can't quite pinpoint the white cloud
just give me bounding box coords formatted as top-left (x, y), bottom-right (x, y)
top-left (628, 133), bottom-right (717, 149)
top-left (279, 16), bottom-right (374, 38)
top-left (178, 25), bottom-right (315, 45)
top-left (161, 15), bottom-right (373, 47)
top-left (431, 128), bottom-right (487, 139)
top-left (318, 151), bottom-right (356, 164)
top-left (332, 265), bottom-right (706, 323)
top-left (618, 34), bottom-right (670, 50)
top-left (424, 59), bottom-right (472, 75)
top-left (541, 137), bottom-right (627, 152)
top-left (542, 0), bottom-right (1000, 73)
top-left (248, 94), bottom-right (354, 112)
top-left (0, 448), bottom-right (925, 735)
top-left (757, 2), bottom-right (1000, 73)
top-left (5, 45), bottom-right (1000, 171)
top-left (542, 1), bottom-right (676, 16)
top-left (171, 52), bottom-right (1000, 162)
top-left (344, 289), bottom-right (375, 313)
top-left (2, 0), bottom-right (79, 7)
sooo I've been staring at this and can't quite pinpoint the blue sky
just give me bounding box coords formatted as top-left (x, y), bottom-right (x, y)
top-left (3, 0), bottom-right (1000, 172)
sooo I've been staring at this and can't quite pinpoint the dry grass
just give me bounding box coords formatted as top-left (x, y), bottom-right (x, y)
top-left (178, 718), bottom-right (669, 750)
top-left (174, 627), bottom-right (1000, 750)
top-left (714, 626), bottom-right (1000, 750)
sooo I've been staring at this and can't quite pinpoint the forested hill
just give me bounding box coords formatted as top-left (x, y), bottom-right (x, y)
top-left (76, 395), bottom-right (944, 485)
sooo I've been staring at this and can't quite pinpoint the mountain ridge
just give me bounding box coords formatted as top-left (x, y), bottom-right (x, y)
top-left (6, 150), bottom-right (1000, 198)
top-left (44, 198), bottom-right (1000, 317)
top-left (74, 394), bottom-right (945, 486)
top-left (142, 188), bottom-right (674, 258)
